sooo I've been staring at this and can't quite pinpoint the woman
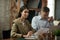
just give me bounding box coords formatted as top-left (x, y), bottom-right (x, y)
top-left (11, 6), bottom-right (35, 40)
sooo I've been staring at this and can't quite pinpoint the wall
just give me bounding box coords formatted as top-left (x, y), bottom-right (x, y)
top-left (0, 0), bottom-right (10, 31)
top-left (55, 0), bottom-right (60, 20)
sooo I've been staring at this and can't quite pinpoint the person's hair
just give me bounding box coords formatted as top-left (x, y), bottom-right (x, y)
top-left (41, 7), bottom-right (50, 12)
top-left (16, 6), bottom-right (28, 18)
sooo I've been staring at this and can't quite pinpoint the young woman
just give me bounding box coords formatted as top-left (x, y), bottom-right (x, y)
top-left (11, 6), bottom-right (35, 40)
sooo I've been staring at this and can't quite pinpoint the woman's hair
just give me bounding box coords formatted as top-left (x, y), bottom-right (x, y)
top-left (16, 6), bottom-right (28, 18)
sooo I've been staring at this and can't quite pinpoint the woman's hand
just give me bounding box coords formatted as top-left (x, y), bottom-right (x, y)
top-left (23, 35), bottom-right (28, 38)
top-left (27, 31), bottom-right (33, 36)
top-left (23, 31), bottom-right (33, 38)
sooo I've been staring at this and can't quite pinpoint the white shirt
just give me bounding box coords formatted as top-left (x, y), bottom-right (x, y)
top-left (31, 15), bottom-right (54, 31)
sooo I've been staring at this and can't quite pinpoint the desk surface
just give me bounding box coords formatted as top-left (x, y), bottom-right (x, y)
top-left (25, 36), bottom-right (37, 40)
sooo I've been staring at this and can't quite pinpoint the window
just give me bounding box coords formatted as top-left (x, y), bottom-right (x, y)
top-left (47, 0), bottom-right (55, 18)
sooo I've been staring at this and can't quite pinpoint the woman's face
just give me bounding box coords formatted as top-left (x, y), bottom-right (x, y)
top-left (21, 9), bottom-right (29, 19)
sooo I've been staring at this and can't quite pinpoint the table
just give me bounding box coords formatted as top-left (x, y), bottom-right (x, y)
top-left (25, 37), bottom-right (37, 40)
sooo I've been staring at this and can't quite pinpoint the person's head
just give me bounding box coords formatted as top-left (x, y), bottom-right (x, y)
top-left (17, 6), bottom-right (29, 19)
top-left (40, 7), bottom-right (50, 19)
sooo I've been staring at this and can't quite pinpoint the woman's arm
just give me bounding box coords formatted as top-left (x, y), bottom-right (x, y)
top-left (11, 23), bottom-right (22, 38)
top-left (27, 20), bottom-right (36, 37)
top-left (11, 23), bottom-right (29, 38)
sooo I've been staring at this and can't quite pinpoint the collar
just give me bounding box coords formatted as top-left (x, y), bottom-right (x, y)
top-left (38, 15), bottom-right (41, 19)
top-left (38, 15), bottom-right (48, 20)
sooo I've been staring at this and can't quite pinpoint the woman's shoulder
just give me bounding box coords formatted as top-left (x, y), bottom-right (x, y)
top-left (25, 20), bottom-right (31, 25)
top-left (13, 18), bottom-right (20, 23)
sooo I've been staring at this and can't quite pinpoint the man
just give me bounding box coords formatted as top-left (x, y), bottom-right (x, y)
top-left (32, 7), bottom-right (54, 31)
top-left (31, 7), bottom-right (54, 40)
